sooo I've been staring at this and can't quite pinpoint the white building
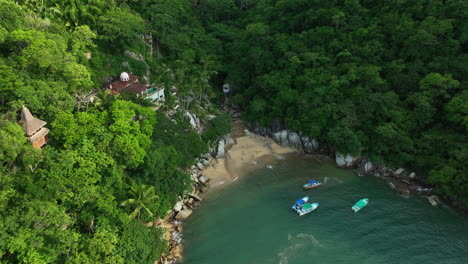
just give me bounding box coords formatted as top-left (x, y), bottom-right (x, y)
top-left (145, 87), bottom-right (165, 102)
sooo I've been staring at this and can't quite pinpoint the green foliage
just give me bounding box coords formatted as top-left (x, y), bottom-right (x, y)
top-left (117, 221), bottom-right (166, 264)
top-left (96, 8), bottom-right (145, 48)
top-left (0, 1), bottom-right (216, 263)
top-left (151, 113), bottom-right (207, 167)
top-left (196, 0), bottom-right (468, 205)
top-left (202, 113), bottom-right (232, 142)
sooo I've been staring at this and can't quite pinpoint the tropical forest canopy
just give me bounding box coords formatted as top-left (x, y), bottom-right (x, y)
top-left (194, 0), bottom-right (467, 206)
top-left (0, 0), bottom-right (224, 263)
top-left (0, 0), bottom-right (466, 263)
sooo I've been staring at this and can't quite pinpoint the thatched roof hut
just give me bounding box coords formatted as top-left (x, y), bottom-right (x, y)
top-left (19, 107), bottom-right (49, 149)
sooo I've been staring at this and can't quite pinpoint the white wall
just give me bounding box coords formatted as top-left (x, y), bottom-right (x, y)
top-left (146, 88), bottom-right (165, 101)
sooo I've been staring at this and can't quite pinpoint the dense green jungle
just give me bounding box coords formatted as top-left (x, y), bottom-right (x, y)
top-left (0, 0), bottom-right (466, 263)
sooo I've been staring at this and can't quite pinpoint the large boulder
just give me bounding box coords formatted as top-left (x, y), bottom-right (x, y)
top-left (288, 132), bottom-right (302, 151)
top-left (216, 139), bottom-right (225, 158)
top-left (202, 159), bottom-right (211, 167)
top-left (125, 50), bottom-right (145, 61)
top-left (303, 139), bottom-right (314, 153)
top-left (203, 153), bottom-right (212, 160)
top-left (273, 130), bottom-right (289, 146)
top-left (225, 136), bottom-right (235, 146)
top-left (394, 168), bottom-right (405, 176)
top-left (364, 161), bottom-right (373, 173)
top-left (199, 175), bottom-right (209, 184)
top-left (189, 193), bottom-right (203, 201)
top-left (185, 111), bottom-right (197, 130)
top-left (173, 201), bottom-right (183, 212)
top-left (336, 153), bottom-right (347, 167)
top-left (335, 152), bottom-right (360, 168)
top-left (175, 209), bottom-right (193, 220)
top-left (196, 162), bottom-right (205, 170)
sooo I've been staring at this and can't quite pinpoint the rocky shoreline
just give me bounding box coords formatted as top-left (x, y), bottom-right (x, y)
top-left (156, 114), bottom-right (460, 263)
top-left (247, 122), bottom-right (439, 202)
top-left (154, 150), bottom-right (219, 264)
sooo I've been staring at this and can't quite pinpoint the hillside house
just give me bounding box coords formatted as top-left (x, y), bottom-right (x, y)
top-left (19, 107), bottom-right (49, 149)
top-left (108, 72), bottom-right (165, 101)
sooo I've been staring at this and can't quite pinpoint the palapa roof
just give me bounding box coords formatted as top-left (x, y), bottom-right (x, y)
top-left (21, 107), bottom-right (47, 136)
top-left (29, 127), bottom-right (50, 143)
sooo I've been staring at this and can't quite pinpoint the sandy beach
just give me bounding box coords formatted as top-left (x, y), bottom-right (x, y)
top-left (202, 134), bottom-right (296, 189)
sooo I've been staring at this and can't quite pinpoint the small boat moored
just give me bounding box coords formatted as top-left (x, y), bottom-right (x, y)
top-left (296, 202), bottom-right (319, 216)
top-left (303, 180), bottom-right (321, 189)
top-left (291, 196), bottom-right (309, 211)
top-left (352, 198), bottom-right (369, 213)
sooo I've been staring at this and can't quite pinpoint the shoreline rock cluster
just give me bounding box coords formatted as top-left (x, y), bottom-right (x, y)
top-left (246, 122), bottom-right (437, 203)
top-left (155, 151), bottom-right (218, 264)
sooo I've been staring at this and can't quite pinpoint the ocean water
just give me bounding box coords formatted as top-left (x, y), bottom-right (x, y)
top-left (182, 155), bottom-right (468, 264)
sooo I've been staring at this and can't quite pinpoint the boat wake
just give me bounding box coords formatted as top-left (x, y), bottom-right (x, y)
top-left (278, 233), bottom-right (323, 264)
top-left (323, 176), bottom-right (328, 183)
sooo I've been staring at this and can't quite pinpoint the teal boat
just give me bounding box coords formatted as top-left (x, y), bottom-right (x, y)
top-left (352, 198), bottom-right (369, 212)
top-left (296, 202), bottom-right (319, 216)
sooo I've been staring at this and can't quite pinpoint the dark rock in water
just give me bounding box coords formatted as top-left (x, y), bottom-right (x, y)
top-left (400, 179), bottom-right (411, 185)
top-left (189, 193), bottom-right (203, 201)
top-left (394, 168), bottom-right (405, 176)
top-left (399, 188), bottom-right (410, 198)
top-left (416, 187), bottom-right (432, 193)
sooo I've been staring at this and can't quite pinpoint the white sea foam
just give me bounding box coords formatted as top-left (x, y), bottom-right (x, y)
top-left (278, 233), bottom-right (323, 264)
top-left (211, 181), bottom-right (225, 187)
top-left (172, 230), bottom-right (183, 243)
top-left (273, 154), bottom-right (285, 160)
top-left (267, 165), bottom-right (273, 169)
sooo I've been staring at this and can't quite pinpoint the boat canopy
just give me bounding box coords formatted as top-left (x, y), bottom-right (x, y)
top-left (355, 199), bottom-right (368, 208)
top-left (308, 180), bottom-right (319, 184)
top-left (296, 198), bottom-right (306, 205)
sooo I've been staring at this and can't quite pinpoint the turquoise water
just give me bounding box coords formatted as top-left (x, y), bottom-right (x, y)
top-left (182, 155), bottom-right (468, 264)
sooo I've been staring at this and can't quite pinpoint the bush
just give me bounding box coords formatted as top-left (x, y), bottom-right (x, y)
top-left (202, 113), bottom-right (232, 143)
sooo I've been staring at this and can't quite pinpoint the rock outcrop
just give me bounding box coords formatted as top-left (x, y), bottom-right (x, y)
top-left (175, 209), bottom-right (193, 220)
top-left (216, 139), bottom-right (225, 158)
top-left (335, 152), bottom-right (360, 168)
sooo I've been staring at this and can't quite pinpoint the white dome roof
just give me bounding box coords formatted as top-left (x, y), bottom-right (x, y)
top-left (120, 72), bottom-right (130, 81)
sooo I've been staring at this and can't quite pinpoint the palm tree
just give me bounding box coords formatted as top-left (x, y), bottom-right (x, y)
top-left (120, 184), bottom-right (158, 220)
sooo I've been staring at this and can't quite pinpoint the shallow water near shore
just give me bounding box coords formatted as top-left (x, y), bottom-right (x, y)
top-left (182, 155), bottom-right (468, 264)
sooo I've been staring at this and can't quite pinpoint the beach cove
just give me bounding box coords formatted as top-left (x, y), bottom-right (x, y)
top-left (179, 128), bottom-right (468, 264)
